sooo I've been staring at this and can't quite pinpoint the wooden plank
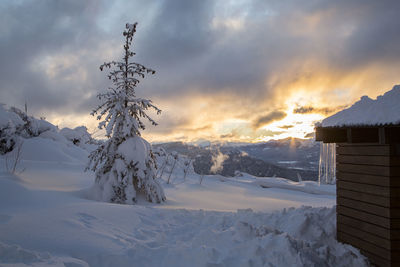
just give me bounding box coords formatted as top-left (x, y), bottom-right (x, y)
top-left (386, 127), bottom-right (400, 144)
top-left (391, 157), bottom-right (400, 166)
top-left (338, 223), bottom-right (391, 250)
top-left (337, 163), bottom-right (400, 177)
top-left (338, 214), bottom-right (391, 239)
top-left (337, 163), bottom-right (390, 176)
top-left (337, 205), bottom-right (392, 228)
top-left (360, 250), bottom-right (391, 267)
top-left (392, 144), bottom-right (400, 156)
top-left (350, 127), bottom-right (380, 143)
top-left (337, 171), bottom-right (389, 187)
top-left (393, 230), bottom-right (400, 240)
top-left (338, 155), bottom-right (389, 166)
top-left (338, 206), bottom-right (400, 229)
top-left (338, 180), bottom-right (390, 197)
top-left (337, 231), bottom-right (391, 260)
top-left (392, 240), bottom-right (400, 250)
top-left (339, 189), bottom-right (391, 207)
top-left (390, 198), bottom-right (400, 211)
top-left (337, 171), bottom-right (400, 187)
top-left (339, 143), bottom-right (388, 147)
top-left (338, 154), bottom-right (400, 166)
top-left (338, 197), bottom-right (391, 218)
top-left (315, 127), bottom-right (347, 143)
top-left (337, 178), bottom-right (400, 197)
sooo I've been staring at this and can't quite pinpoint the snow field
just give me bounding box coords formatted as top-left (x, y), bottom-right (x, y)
top-left (0, 135), bottom-right (368, 266)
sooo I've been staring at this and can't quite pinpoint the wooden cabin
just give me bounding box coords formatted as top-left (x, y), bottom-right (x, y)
top-left (316, 125), bottom-right (400, 267)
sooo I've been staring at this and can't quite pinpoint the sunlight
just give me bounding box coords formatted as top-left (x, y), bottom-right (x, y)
top-left (258, 109), bottom-right (324, 142)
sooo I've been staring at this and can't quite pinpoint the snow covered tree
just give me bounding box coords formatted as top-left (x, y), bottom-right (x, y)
top-left (87, 22), bottom-right (166, 204)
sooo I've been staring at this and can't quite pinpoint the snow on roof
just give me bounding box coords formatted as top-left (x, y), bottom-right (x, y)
top-left (321, 85), bottom-right (400, 127)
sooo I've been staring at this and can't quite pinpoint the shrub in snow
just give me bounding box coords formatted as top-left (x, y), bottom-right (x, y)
top-left (0, 105), bottom-right (24, 154)
top-left (87, 22), bottom-right (165, 204)
top-left (4, 137), bottom-right (24, 174)
top-left (60, 126), bottom-right (99, 148)
top-left (0, 123), bottom-right (17, 154)
top-left (9, 107), bottom-right (57, 138)
top-left (0, 105), bottom-right (60, 154)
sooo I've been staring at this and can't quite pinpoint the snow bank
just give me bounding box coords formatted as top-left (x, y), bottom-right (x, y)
top-left (0, 171), bottom-right (367, 267)
top-left (0, 170), bottom-right (365, 267)
top-left (322, 84), bottom-right (400, 127)
top-left (252, 176), bottom-right (335, 195)
top-left (20, 137), bottom-right (89, 163)
top-left (0, 242), bottom-right (89, 267)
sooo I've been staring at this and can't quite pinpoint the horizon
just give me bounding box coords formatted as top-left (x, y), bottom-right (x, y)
top-left (1, 0), bottom-right (399, 143)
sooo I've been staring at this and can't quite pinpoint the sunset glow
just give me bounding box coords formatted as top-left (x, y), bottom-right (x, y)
top-left (1, 0), bottom-right (399, 143)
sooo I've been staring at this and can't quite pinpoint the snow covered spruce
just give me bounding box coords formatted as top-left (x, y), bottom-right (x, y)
top-left (86, 22), bottom-right (165, 204)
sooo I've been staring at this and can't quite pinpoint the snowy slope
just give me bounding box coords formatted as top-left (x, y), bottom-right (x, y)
top-left (322, 84), bottom-right (400, 127)
top-left (0, 133), bottom-right (368, 266)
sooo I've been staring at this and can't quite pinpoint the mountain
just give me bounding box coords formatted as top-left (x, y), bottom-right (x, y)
top-left (154, 138), bottom-right (320, 181)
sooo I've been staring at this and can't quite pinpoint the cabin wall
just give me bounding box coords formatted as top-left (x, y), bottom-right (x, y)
top-left (336, 143), bottom-right (400, 267)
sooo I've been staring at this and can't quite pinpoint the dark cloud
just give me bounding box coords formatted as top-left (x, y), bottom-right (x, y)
top-left (220, 133), bottom-right (235, 139)
top-left (253, 111), bottom-right (286, 129)
top-left (293, 105), bottom-right (348, 115)
top-left (279, 125), bottom-right (294, 130)
top-left (139, 0), bottom-right (214, 63)
top-left (304, 132), bottom-right (315, 139)
top-left (0, 0), bottom-right (106, 114)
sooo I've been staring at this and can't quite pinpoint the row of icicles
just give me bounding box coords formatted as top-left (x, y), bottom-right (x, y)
top-left (318, 143), bottom-right (336, 184)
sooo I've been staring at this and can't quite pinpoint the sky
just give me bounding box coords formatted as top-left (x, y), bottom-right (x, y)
top-left (1, 0), bottom-right (400, 143)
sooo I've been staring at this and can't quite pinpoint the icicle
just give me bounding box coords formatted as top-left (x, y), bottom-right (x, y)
top-left (318, 143), bottom-right (336, 184)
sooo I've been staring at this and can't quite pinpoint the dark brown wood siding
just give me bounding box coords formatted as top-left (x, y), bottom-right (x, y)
top-left (336, 143), bottom-right (400, 267)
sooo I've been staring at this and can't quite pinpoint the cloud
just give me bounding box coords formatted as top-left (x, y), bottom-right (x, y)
top-left (293, 105), bottom-right (348, 115)
top-left (252, 111), bottom-right (287, 129)
top-left (304, 132), bottom-right (315, 138)
top-left (1, 0), bottom-right (400, 143)
top-left (279, 125), bottom-right (294, 129)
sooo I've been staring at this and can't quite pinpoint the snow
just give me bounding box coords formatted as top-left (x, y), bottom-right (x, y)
top-left (117, 136), bottom-right (149, 172)
top-left (0, 127), bottom-right (369, 266)
top-left (322, 84), bottom-right (400, 127)
top-left (16, 137), bottom-right (88, 164)
top-left (59, 126), bottom-right (96, 151)
top-left (0, 105), bottom-right (24, 129)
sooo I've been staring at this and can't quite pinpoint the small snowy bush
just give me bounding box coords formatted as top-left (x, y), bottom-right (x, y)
top-left (0, 105), bottom-right (59, 154)
top-left (10, 106), bottom-right (57, 137)
top-left (0, 105), bottom-right (23, 154)
top-left (87, 22), bottom-right (165, 204)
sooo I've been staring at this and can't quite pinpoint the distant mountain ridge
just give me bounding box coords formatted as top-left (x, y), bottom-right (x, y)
top-left (154, 138), bottom-right (320, 181)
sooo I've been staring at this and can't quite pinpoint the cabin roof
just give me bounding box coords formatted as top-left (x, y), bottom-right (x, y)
top-left (321, 85), bottom-right (400, 128)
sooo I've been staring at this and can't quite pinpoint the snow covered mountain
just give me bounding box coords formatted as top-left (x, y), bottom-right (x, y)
top-left (155, 138), bottom-right (319, 181)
